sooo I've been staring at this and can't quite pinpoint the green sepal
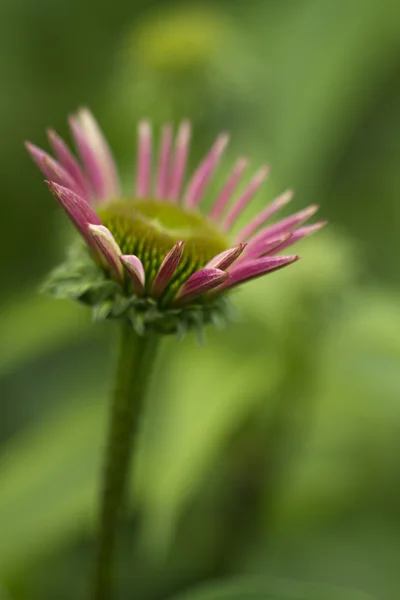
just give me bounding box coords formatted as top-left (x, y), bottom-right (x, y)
top-left (41, 242), bottom-right (233, 338)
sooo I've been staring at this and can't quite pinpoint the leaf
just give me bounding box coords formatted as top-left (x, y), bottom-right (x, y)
top-left (261, 0), bottom-right (398, 187)
top-left (270, 287), bottom-right (400, 530)
top-left (0, 585), bottom-right (11, 600)
top-left (135, 335), bottom-right (283, 549)
top-left (170, 577), bottom-right (375, 600)
top-left (0, 292), bottom-right (92, 377)
top-left (0, 387), bottom-right (107, 576)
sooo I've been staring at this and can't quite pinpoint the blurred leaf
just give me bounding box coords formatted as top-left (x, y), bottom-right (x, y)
top-left (263, 0), bottom-right (399, 186)
top-left (0, 585), bottom-right (11, 600)
top-left (0, 292), bottom-right (92, 377)
top-left (0, 388), bottom-right (106, 576)
top-left (171, 577), bottom-right (374, 600)
top-left (272, 286), bottom-right (400, 530)
top-left (135, 333), bottom-right (283, 549)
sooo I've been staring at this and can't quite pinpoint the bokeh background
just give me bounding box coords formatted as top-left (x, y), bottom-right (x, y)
top-left (1, 1), bottom-right (400, 599)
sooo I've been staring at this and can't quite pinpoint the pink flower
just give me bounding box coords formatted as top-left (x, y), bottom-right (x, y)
top-left (26, 109), bottom-right (325, 308)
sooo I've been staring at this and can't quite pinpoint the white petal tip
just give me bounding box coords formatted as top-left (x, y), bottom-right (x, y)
top-left (138, 120), bottom-right (151, 137)
top-left (256, 165), bottom-right (271, 182)
top-left (178, 120), bottom-right (191, 142)
top-left (215, 133), bottom-right (230, 153)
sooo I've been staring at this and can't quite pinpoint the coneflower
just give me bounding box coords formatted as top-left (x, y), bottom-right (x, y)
top-left (27, 109), bottom-right (325, 336)
top-left (26, 109), bottom-right (325, 600)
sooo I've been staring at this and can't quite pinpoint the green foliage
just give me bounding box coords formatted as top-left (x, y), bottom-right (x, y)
top-left (43, 242), bottom-right (233, 338)
top-left (0, 293), bottom-right (91, 377)
top-left (172, 577), bottom-right (374, 600)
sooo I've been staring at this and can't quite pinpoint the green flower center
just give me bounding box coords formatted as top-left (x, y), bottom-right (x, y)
top-left (97, 199), bottom-right (228, 301)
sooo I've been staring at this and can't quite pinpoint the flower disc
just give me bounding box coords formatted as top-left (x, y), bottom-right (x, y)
top-left (98, 198), bottom-right (228, 302)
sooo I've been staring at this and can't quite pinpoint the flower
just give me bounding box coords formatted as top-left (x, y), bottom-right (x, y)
top-left (26, 109), bottom-right (325, 335)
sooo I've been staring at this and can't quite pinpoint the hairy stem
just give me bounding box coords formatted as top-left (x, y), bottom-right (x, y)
top-left (92, 323), bottom-right (159, 600)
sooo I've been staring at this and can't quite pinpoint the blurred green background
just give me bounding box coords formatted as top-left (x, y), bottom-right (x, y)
top-left (0, 1), bottom-right (399, 599)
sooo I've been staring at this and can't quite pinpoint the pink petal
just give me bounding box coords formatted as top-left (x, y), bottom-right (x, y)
top-left (235, 189), bottom-right (294, 243)
top-left (205, 244), bottom-right (246, 270)
top-left (168, 120), bottom-right (191, 202)
top-left (136, 121), bottom-right (152, 198)
top-left (88, 225), bottom-right (123, 282)
top-left (209, 157), bottom-right (248, 221)
top-left (26, 142), bottom-right (79, 193)
top-left (239, 233), bottom-right (293, 261)
top-left (151, 241), bottom-right (185, 298)
top-left (156, 124), bottom-right (173, 198)
top-left (47, 129), bottom-right (90, 202)
top-left (223, 255), bottom-right (299, 290)
top-left (184, 134), bottom-right (229, 209)
top-left (175, 268), bottom-right (228, 304)
top-left (69, 108), bottom-right (120, 202)
top-left (222, 165), bottom-right (270, 232)
top-left (120, 255), bottom-right (146, 296)
top-left (268, 221), bottom-right (327, 253)
top-left (45, 181), bottom-right (102, 252)
top-left (248, 204), bottom-right (319, 247)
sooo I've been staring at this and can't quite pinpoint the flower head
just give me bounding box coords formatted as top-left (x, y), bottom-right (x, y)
top-left (26, 109), bottom-right (325, 336)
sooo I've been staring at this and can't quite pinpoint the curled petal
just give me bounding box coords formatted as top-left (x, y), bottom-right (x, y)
top-left (47, 129), bottom-right (90, 202)
top-left (176, 268), bottom-right (228, 305)
top-left (88, 225), bottom-right (123, 282)
top-left (120, 255), bottom-right (146, 296)
top-left (168, 120), bottom-right (191, 202)
top-left (152, 241), bottom-right (185, 298)
top-left (222, 165), bottom-right (270, 232)
top-left (184, 133), bottom-right (229, 209)
top-left (210, 157), bottom-right (248, 221)
top-left (235, 189), bottom-right (294, 243)
top-left (26, 142), bottom-right (79, 193)
top-left (223, 255), bottom-right (299, 290)
top-left (156, 124), bottom-right (173, 198)
top-left (136, 121), bottom-right (152, 197)
top-left (46, 181), bottom-right (101, 252)
top-left (70, 108), bottom-right (120, 202)
top-left (205, 244), bottom-right (246, 271)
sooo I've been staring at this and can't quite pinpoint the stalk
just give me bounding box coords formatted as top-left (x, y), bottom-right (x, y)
top-left (92, 322), bottom-right (159, 600)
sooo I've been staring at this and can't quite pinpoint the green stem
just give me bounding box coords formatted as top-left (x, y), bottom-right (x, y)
top-left (92, 322), bottom-right (159, 600)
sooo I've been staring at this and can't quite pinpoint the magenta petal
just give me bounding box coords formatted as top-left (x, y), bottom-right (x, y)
top-left (222, 165), bottom-right (270, 232)
top-left (46, 181), bottom-right (102, 251)
top-left (205, 244), bottom-right (246, 271)
top-left (120, 255), bottom-right (146, 296)
top-left (69, 118), bottom-right (106, 200)
top-left (209, 157), bottom-right (248, 221)
top-left (26, 142), bottom-right (79, 193)
top-left (223, 255), bottom-right (299, 289)
top-left (269, 221), bottom-right (327, 253)
top-left (69, 109), bottom-right (120, 202)
top-left (151, 241), bottom-right (185, 297)
top-left (176, 268), bottom-right (228, 304)
top-left (235, 189), bottom-right (294, 243)
top-left (47, 129), bottom-right (90, 202)
top-left (156, 124), bottom-right (173, 198)
top-left (168, 120), bottom-right (191, 202)
top-left (136, 121), bottom-right (152, 197)
top-left (88, 225), bottom-right (123, 282)
top-left (240, 233), bottom-right (293, 261)
top-left (184, 133), bottom-right (229, 209)
top-left (248, 204), bottom-right (319, 247)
